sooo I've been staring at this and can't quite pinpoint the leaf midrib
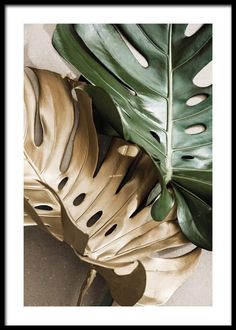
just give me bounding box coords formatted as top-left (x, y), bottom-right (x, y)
top-left (165, 24), bottom-right (173, 184)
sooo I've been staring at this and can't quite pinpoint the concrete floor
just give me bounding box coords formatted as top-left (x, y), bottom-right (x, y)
top-left (24, 226), bottom-right (111, 306)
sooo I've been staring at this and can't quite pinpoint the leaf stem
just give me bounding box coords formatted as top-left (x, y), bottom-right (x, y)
top-left (77, 267), bottom-right (97, 306)
top-left (166, 24), bottom-right (173, 183)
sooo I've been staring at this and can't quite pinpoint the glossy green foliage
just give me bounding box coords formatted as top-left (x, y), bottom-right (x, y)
top-left (52, 24), bottom-right (212, 250)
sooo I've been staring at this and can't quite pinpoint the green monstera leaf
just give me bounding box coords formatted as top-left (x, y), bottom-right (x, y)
top-left (52, 24), bottom-right (212, 250)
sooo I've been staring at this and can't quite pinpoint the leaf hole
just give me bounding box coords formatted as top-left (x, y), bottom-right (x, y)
top-left (71, 88), bottom-right (78, 101)
top-left (125, 86), bottom-right (137, 96)
top-left (105, 224), bottom-right (117, 236)
top-left (186, 94), bottom-right (208, 106)
top-left (185, 24), bottom-right (203, 37)
top-left (58, 177), bottom-right (68, 190)
top-left (117, 145), bottom-right (139, 158)
top-left (73, 193), bottom-right (86, 206)
top-left (153, 157), bottom-right (161, 163)
top-left (193, 61), bottom-right (212, 87)
top-left (60, 105), bottom-right (79, 172)
top-left (87, 211), bottom-right (103, 227)
top-left (34, 205), bottom-right (53, 211)
top-left (181, 155), bottom-right (194, 160)
top-left (185, 124), bottom-right (206, 135)
top-left (150, 131), bottom-right (161, 143)
top-left (25, 68), bottom-right (43, 146)
top-left (130, 182), bottom-right (158, 218)
top-left (116, 27), bottom-right (149, 68)
top-left (93, 134), bottom-right (113, 178)
top-left (115, 151), bottom-right (142, 194)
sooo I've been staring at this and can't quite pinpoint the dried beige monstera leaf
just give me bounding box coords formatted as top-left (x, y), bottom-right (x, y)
top-left (24, 67), bottom-right (201, 306)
